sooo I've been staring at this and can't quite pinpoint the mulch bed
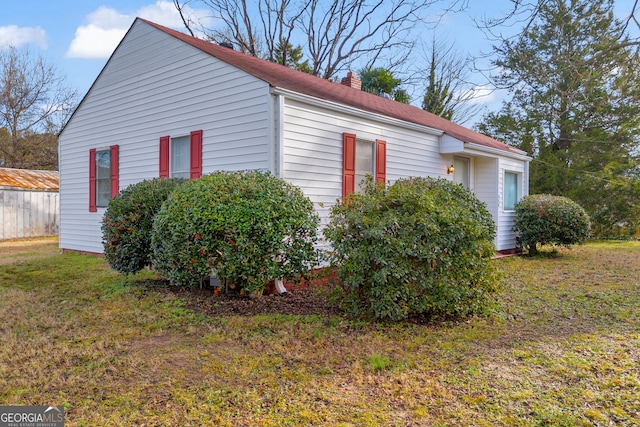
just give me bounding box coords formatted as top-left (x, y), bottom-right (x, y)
top-left (141, 273), bottom-right (436, 325)
top-left (184, 286), bottom-right (343, 317)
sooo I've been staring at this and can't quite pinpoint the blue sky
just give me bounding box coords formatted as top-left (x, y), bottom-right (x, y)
top-left (1, 1), bottom-right (213, 95)
top-left (1, 0), bottom-right (638, 123)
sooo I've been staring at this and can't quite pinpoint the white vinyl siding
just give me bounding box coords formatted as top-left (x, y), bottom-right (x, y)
top-left (281, 97), bottom-right (448, 230)
top-left (473, 157), bottom-right (499, 247)
top-left (59, 20), bottom-right (272, 253)
top-left (497, 158), bottom-right (528, 251)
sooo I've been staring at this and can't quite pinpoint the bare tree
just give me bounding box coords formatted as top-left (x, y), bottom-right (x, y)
top-left (174, 0), bottom-right (307, 62)
top-left (302, 0), bottom-right (429, 79)
top-left (0, 46), bottom-right (77, 169)
top-left (418, 36), bottom-right (483, 124)
top-left (174, 0), bottom-right (464, 80)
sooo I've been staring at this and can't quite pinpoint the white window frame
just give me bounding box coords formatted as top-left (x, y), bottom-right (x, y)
top-left (95, 149), bottom-right (111, 207)
top-left (354, 138), bottom-right (375, 192)
top-left (170, 135), bottom-right (190, 179)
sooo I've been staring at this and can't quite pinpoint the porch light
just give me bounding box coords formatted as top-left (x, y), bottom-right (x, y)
top-left (447, 164), bottom-right (455, 174)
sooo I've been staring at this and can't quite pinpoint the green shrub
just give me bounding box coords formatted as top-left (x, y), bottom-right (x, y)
top-left (151, 170), bottom-right (320, 292)
top-left (102, 178), bottom-right (185, 275)
top-left (324, 177), bottom-right (499, 321)
top-left (513, 194), bottom-right (591, 255)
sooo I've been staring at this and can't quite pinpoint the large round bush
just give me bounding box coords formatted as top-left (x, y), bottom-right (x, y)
top-left (151, 170), bottom-right (320, 292)
top-left (102, 177), bottom-right (185, 275)
top-left (513, 194), bottom-right (590, 255)
top-left (324, 177), bottom-right (499, 321)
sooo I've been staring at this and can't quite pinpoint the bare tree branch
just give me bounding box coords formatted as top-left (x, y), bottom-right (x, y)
top-left (173, 0), bottom-right (463, 80)
top-left (174, 0), bottom-right (196, 36)
top-left (0, 46), bottom-right (77, 169)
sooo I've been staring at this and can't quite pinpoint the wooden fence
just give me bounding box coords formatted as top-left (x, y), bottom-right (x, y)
top-left (0, 188), bottom-right (59, 240)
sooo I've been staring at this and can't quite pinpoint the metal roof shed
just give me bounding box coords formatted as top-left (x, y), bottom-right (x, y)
top-left (0, 168), bottom-right (59, 240)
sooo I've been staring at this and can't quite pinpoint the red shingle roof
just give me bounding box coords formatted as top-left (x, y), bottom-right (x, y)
top-left (141, 18), bottom-right (524, 156)
top-left (0, 168), bottom-right (59, 191)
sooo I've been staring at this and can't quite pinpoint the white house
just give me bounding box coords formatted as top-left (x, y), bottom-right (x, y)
top-left (58, 18), bottom-right (530, 255)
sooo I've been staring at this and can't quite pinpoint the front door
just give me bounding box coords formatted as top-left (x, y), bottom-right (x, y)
top-left (453, 156), bottom-right (470, 189)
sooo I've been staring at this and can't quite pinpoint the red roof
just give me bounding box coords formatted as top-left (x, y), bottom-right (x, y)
top-left (141, 19), bottom-right (524, 156)
top-left (0, 168), bottom-right (59, 191)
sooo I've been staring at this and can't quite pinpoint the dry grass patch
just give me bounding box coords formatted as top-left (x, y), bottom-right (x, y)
top-left (0, 239), bottom-right (638, 426)
top-left (0, 236), bottom-right (59, 265)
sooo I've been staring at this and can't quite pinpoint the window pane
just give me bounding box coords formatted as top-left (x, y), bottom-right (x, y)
top-left (95, 150), bottom-right (111, 207)
top-left (504, 172), bottom-right (518, 211)
top-left (171, 136), bottom-right (190, 179)
top-left (355, 139), bottom-right (373, 191)
top-left (96, 150), bottom-right (111, 179)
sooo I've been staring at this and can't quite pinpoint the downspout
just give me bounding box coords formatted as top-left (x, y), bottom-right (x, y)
top-left (523, 158), bottom-right (530, 197)
top-left (272, 91), bottom-right (287, 294)
top-left (272, 91), bottom-right (285, 179)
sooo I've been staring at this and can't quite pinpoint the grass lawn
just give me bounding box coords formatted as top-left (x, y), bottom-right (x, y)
top-left (0, 238), bottom-right (638, 426)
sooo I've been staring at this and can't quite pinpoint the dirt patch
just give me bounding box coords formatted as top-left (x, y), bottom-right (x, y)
top-left (151, 283), bottom-right (440, 325)
top-left (163, 285), bottom-right (343, 317)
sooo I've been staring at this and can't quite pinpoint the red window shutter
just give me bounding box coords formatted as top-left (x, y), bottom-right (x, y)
top-left (190, 130), bottom-right (203, 179)
top-left (110, 145), bottom-right (119, 198)
top-left (342, 133), bottom-right (356, 198)
top-left (159, 136), bottom-right (170, 178)
top-left (375, 139), bottom-right (386, 184)
top-left (89, 149), bottom-right (97, 212)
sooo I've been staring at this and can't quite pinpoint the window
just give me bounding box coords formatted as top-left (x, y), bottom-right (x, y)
top-left (95, 150), bottom-right (112, 207)
top-left (160, 130), bottom-right (202, 179)
top-left (89, 145), bottom-right (119, 212)
top-left (504, 171), bottom-right (519, 211)
top-left (355, 139), bottom-right (373, 191)
top-left (171, 136), bottom-right (190, 179)
top-left (342, 133), bottom-right (386, 198)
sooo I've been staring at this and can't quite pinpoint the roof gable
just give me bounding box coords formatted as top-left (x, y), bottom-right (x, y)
top-left (137, 18), bottom-right (523, 156)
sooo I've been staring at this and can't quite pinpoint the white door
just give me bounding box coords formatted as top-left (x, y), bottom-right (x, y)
top-left (453, 156), bottom-right (470, 189)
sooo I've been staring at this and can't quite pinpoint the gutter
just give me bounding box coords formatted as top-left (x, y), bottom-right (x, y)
top-left (270, 87), bottom-right (445, 137)
top-left (464, 142), bottom-right (532, 162)
top-left (272, 87), bottom-right (532, 162)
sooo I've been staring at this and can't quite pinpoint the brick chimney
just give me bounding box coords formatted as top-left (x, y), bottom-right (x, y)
top-left (341, 72), bottom-right (362, 90)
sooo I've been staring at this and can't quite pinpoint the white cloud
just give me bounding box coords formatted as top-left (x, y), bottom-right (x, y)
top-left (65, 6), bottom-right (132, 59)
top-left (66, 1), bottom-right (211, 59)
top-left (137, 1), bottom-right (191, 27)
top-left (463, 85), bottom-right (496, 105)
top-left (0, 25), bottom-right (47, 49)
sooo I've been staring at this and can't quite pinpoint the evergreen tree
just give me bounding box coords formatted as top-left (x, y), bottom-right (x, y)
top-left (359, 67), bottom-right (410, 104)
top-left (274, 41), bottom-right (312, 73)
top-left (420, 37), bottom-right (481, 124)
top-left (478, 0), bottom-right (640, 237)
top-left (421, 38), bottom-right (455, 120)
top-left (422, 70), bottom-right (454, 120)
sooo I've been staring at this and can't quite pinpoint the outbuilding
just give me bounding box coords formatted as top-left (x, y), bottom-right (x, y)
top-left (0, 168), bottom-right (59, 240)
